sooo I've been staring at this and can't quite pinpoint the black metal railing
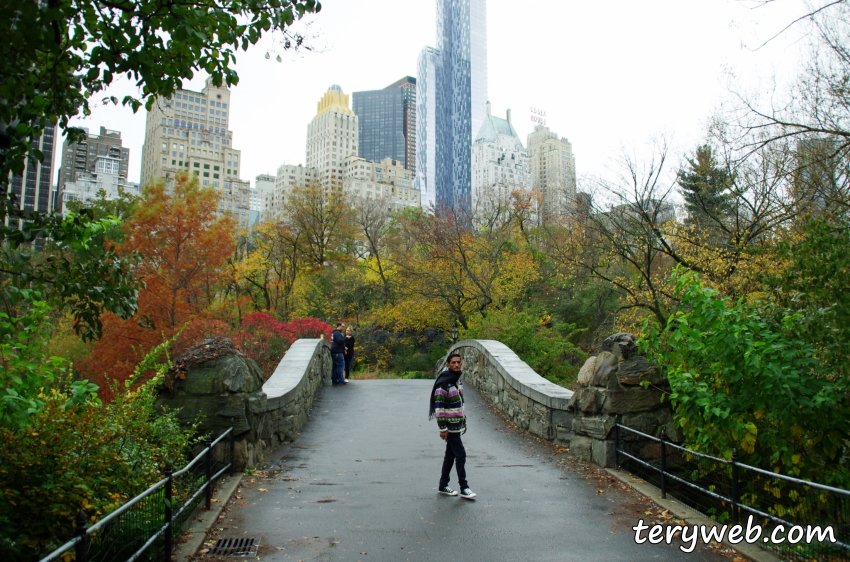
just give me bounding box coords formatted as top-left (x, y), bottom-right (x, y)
top-left (614, 420), bottom-right (850, 561)
top-left (38, 421), bottom-right (236, 562)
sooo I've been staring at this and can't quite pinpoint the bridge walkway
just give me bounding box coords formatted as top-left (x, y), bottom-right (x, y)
top-left (212, 380), bottom-right (731, 561)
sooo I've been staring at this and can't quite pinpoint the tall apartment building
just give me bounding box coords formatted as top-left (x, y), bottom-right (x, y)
top-left (415, 0), bottom-right (488, 210)
top-left (353, 76), bottom-right (417, 173)
top-left (8, 122), bottom-right (56, 215)
top-left (342, 155), bottom-right (420, 211)
top-left (305, 85), bottom-right (359, 191)
top-left (264, 164), bottom-right (318, 220)
top-left (527, 124), bottom-right (576, 223)
top-left (60, 156), bottom-right (141, 214)
top-left (57, 126), bottom-right (129, 206)
top-left (140, 77), bottom-right (251, 227)
top-left (471, 103), bottom-right (530, 213)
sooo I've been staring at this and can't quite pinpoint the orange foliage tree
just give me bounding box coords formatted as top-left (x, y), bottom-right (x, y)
top-left (80, 173), bottom-right (236, 397)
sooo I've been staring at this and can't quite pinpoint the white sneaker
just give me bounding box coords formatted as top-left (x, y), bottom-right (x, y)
top-left (438, 486), bottom-right (458, 496)
top-left (459, 488), bottom-right (476, 500)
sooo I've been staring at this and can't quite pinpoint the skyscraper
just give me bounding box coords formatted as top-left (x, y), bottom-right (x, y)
top-left (305, 85), bottom-right (359, 191)
top-left (8, 122), bottom-right (56, 215)
top-left (415, 0), bottom-right (488, 211)
top-left (353, 76), bottom-right (417, 173)
top-left (140, 77), bottom-right (251, 228)
top-left (527, 124), bottom-right (577, 223)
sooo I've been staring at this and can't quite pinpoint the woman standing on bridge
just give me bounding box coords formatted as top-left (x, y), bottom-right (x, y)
top-left (344, 326), bottom-right (355, 382)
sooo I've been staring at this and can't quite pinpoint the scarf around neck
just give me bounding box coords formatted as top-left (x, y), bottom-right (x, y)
top-left (428, 368), bottom-right (461, 421)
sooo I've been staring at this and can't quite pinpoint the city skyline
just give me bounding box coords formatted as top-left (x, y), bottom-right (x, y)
top-left (59, 0), bottom-right (813, 193)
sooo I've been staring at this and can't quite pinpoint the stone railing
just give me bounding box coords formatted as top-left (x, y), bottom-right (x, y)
top-left (440, 334), bottom-right (674, 468)
top-left (249, 338), bottom-right (331, 466)
top-left (438, 340), bottom-right (575, 444)
top-left (157, 337), bottom-right (331, 470)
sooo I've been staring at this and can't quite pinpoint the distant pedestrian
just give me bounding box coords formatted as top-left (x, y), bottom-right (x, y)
top-left (428, 353), bottom-right (475, 500)
top-left (330, 322), bottom-right (347, 385)
top-left (344, 327), bottom-right (355, 382)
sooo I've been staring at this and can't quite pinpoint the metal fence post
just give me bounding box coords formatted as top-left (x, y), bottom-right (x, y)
top-left (614, 417), bottom-right (620, 469)
top-left (731, 448), bottom-right (739, 526)
top-left (230, 417), bottom-right (236, 477)
top-left (205, 434), bottom-right (213, 510)
top-left (164, 461), bottom-right (173, 562)
top-left (660, 427), bottom-right (668, 499)
top-left (75, 509), bottom-right (88, 562)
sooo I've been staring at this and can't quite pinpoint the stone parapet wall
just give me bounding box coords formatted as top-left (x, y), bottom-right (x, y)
top-left (440, 335), bottom-right (674, 468)
top-left (246, 338), bottom-right (331, 468)
top-left (437, 340), bottom-right (575, 443)
top-left (157, 337), bottom-right (331, 470)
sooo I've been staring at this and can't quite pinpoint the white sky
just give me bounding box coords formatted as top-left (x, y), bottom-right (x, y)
top-left (61, 0), bottom-right (814, 188)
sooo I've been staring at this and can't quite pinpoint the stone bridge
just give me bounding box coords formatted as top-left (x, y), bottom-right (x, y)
top-left (162, 336), bottom-right (729, 561)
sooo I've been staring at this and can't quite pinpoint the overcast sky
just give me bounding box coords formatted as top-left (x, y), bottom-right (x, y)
top-left (62, 0), bottom-right (814, 188)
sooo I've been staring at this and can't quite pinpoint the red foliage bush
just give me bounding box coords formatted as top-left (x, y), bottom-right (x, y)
top-left (232, 315), bottom-right (332, 379)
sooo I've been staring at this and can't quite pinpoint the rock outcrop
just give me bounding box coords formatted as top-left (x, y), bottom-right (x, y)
top-left (566, 333), bottom-right (676, 466)
top-left (156, 337), bottom-right (331, 470)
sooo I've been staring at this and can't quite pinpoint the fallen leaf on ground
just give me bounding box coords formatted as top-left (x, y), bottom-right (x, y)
top-left (258, 488), bottom-right (268, 492)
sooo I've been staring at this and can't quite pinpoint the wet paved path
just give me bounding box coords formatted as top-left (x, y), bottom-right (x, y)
top-left (213, 380), bottom-right (730, 561)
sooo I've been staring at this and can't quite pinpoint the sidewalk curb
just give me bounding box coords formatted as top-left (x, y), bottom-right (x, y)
top-left (174, 474), bottom-right (244, 562)
top-left (605, 468), bottom-right (783, 562)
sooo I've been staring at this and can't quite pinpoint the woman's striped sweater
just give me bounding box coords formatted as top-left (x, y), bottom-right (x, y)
top-left (434, 381), bottom-right (466, 433)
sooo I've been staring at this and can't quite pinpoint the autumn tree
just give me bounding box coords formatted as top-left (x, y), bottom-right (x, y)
top-left (388, 204), bottom-right (539, 330)
top-left (81, 173), bottom-right (236, 393)
top-left (352, 195), bottom-right (396, 303)
top-left (230, 219), bottom-right (301, 317)
top-left (285, 183), bottom-right (353, 267)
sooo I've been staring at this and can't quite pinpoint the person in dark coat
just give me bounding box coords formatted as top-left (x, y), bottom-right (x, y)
top-left (330, 322), bottom-right (347, 385)
top-left (344, 326), bottom-right (355, 381)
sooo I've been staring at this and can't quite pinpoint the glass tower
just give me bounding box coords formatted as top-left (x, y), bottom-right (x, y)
top-left (415, 0), bottom-right (487, 211)
top-left (10, 122), bottom-right (56, 214)
top-left (353, 77), bottom-right (416, 172)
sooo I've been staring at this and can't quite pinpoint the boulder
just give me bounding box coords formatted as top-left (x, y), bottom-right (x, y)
top-left (569, 435), bottom-right (593, 461)
top-left (617, 356), bottom-right (666, 387)
top-left (589, 351), bottom-right (618, 387)
top-left (576, 356), bottom-right (597, 387)
top-left (578, 387), bottom-right (601, 414)
top-left (572, 415), bottom-right (616, 440)
top-left (156, 338), bottom-right (265, 438)
top-left (601, 332), bottom-right (638, 360)
top-left (620, 412), bottom-right (663, 439)
top-left (602, 388), bottom-right (665, 414)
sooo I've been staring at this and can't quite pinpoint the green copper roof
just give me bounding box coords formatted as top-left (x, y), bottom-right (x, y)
top-left (475, 113), bottom-right (523, 147)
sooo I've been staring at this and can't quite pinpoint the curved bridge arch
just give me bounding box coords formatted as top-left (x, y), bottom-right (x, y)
top-left (438, 339), bottom-right (574, 443)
